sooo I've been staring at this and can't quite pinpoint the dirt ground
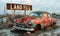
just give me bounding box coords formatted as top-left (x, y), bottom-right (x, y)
top-left (0, 19), bottom-right (60, 36)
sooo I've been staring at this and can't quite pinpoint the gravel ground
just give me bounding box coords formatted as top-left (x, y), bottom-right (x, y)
top-left (0, 19), bottom-right (60, 36)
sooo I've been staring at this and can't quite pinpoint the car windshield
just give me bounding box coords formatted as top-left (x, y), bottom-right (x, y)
top-left (29, 12), bottom-right (43, 16)
top-left (29, 13), bottom-right (39, 16)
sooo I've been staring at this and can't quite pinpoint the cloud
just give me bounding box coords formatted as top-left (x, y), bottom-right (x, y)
top-left (55, 2), bottom-right (60, 8)
top-left (25, 0), bottom-right (31, 4)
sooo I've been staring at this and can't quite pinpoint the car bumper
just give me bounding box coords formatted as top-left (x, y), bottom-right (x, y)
top-left (13, 26), bottom-right (34, 31)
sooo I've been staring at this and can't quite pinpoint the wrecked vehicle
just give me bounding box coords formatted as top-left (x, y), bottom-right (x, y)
top-left (12, 11), bottom-right (56, 31)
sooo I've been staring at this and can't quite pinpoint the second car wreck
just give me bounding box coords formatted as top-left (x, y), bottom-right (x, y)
top-left (12, 11), bottom-right (56, 32)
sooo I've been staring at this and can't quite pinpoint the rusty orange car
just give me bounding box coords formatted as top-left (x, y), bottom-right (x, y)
top-left (13, 11), bottom-right (56, 31)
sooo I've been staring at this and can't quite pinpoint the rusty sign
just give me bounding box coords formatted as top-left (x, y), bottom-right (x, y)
top-left (6, 3), bottom-right (32, 10)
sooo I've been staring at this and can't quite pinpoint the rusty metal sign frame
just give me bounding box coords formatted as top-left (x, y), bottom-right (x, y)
top-left (6, 3), bottom-right (32, 15)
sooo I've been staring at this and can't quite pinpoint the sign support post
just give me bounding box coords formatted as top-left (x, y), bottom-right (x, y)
top-left (14, 10), bottom-right (15, 16)
top-left (24, 6), bottom-right (26, 15)
top-left (24, 10), bottom-right (26, 15)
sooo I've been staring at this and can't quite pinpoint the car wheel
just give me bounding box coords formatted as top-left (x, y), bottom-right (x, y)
top-left (51, 22), bottom-right (56, 27)
top-left (34, 24), bottom-right (41, 30)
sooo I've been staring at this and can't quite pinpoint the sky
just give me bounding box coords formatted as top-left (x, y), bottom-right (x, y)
top-left (0, 0), bottom-right (60, 15)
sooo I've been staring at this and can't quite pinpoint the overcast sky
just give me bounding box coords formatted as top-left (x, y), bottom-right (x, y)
top-left (0, 0), bottom-right (60, 15)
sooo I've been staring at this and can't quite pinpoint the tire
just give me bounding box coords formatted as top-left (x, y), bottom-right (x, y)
top-left (50, 22), bottom-right (56, 27)
top-left (35, 24), bottom-right (41, 30)
top-left (53, 22), bottom-right (56, 25)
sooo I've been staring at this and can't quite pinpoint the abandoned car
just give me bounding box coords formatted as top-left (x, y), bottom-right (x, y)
top-left (13, 11), bottom-right (56, 31)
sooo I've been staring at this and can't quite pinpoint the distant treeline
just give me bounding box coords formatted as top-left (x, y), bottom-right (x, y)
top-left (52, 13), bottom-right (60, 19)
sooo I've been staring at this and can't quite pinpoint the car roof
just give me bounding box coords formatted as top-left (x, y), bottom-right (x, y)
top-left (31, 11), bottom-right (43, 13)
top-left (30, 11), bottom-right (50, 16)
top-left (30, 11), bottom-right (43, 15)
